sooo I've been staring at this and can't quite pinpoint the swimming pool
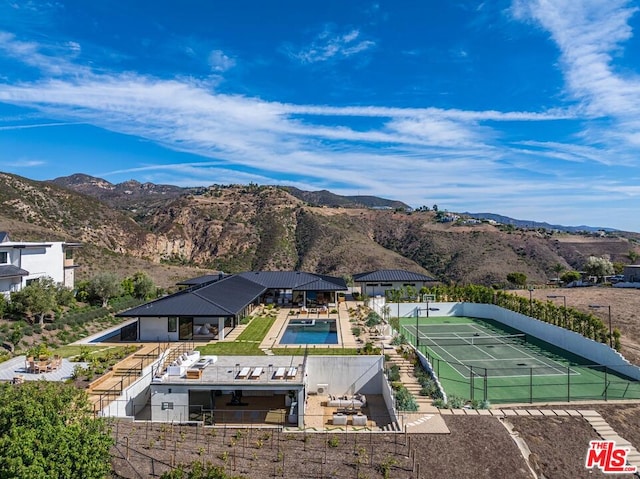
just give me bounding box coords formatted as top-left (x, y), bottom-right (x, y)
top-left (279, 319), bottom-right (338, 345)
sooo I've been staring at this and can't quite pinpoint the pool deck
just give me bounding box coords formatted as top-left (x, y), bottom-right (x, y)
top-left (259, 300), bottom-right (359, 351)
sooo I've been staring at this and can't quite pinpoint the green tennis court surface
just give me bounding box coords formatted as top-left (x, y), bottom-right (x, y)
top-left (400, 316), bottom-right (640, 404)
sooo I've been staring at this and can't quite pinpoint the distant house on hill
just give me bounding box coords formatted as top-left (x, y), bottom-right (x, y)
top-left (0, 232), bottom-right (81, 298)
top-left (352, 269), bottom-right (436, 298)
top-left (623, 265), bottom-right (640, 283)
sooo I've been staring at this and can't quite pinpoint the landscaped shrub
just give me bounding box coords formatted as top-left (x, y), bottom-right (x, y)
top-left (365, 311), bottom-right (382, 327)
top-left (387, 364), bottom-right (401, 382)
top-left (447, 395), bottom-right (465, 409)
top-left (395, 386), bottom-right (419, 411)
top-left (432, 398), bottom-right (447, 408)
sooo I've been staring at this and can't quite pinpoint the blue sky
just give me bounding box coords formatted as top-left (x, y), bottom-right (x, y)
top-left (0, 1), bottom-right (639, 231)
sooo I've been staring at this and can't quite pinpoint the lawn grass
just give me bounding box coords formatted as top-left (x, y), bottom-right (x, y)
top-left (237, 315), bottom-right (277, 342)
top-left (196, 315), bottom-right (277, 356)
top-left (51, 344), bottom-right (137, 359)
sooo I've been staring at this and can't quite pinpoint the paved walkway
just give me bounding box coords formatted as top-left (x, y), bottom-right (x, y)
top-left (0, 355), bottom-right (85, 382)
top-left (257, 301), bottom-right (360, 351)
top-left (402, 412), bottom-right (450, 433)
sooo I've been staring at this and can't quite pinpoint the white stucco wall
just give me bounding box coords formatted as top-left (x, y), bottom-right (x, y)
top-left (140, 317), bottom-right (179, 341)
top-left (20, 243), bottom-right (65, 285)
top-left (151, 385), bottom-right (191, 422)
top-left (379, 301), bottom-right (462, 318)
top-left (306, 356), bottom-right (383, 396)
top-left (99, 359), bottom-right (163, 418)
top-left (1, 241), bottom-right (71, 295)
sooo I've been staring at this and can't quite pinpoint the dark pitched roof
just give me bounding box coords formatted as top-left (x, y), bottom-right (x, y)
top-left (176, 274), bottom-right (226, 287)
top-left (118, 275), bottom-right (267, 318)
top-left (0, 232), bottom-right (9, 243)
top-left (0, 265), bottom-right (29, 278)
top-left (236, 271), bottom-right (347, 291)
top-left (352, 269), bottom-right (435, 282)
top-left (118, 271), bottom-right (347, 318)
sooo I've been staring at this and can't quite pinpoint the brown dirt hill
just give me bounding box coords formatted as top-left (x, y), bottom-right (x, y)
top-left (3, 172), bottom-right (640, 286)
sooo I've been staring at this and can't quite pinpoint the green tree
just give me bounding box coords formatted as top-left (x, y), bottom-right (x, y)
top-left (560, 270), bottom-right (581, 284)
top-left (506, 272), bottom-right (527, 287)
top-left (612, 262), bottom-right (625, 275)
top-left (552, 263), bottom-right (565, 280)
top-left (88, 273), bottom-right (123, 307)
top-left (120, 276), bottom-right (135, 297)
top-left (0, 294), bottom-right (6, 319)
top-left (0, 381), bottom-right (113, 479)
top-left (9, 277), bottom-right (57, 325)
top-left (583, 256), bottom-right (614, 283)
top-left (55, 284), bottom-right (76, 308)
top-left (628, 250), bottom-right (639, 264)
top-left (342, 274), bottom-right (354, 287)
top-left (132, 272), bottom-right (156, 299)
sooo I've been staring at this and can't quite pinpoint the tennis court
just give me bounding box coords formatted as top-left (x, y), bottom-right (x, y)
top-left (400, 316), bottom-right (640, 403)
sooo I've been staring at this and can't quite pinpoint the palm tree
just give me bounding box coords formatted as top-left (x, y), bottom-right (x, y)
top-left (552, 263), bottom-right (565, 281)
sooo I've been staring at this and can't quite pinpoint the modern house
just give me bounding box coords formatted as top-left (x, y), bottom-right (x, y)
top-left (623, 265), bottom-right (640, 283)
top-left (117, 271), bottom-right (348, 341)
top-left (144, 354), bottom-right (386, 427)
top-left (0, 232), bottom-right (81, 298)
top-left (353, 269), bottom-right (435, 298)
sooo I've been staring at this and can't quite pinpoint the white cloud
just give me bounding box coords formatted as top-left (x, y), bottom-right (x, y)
top-left (0, 24), bottom-right (639, 229)
top-left (287, 27), bottom-right (375, 63)
top-left (0, 121), bottom-right (81, 131)
top-left (511, 1), bottom-right (640, 144)
top-left (66, 41), bottom-right (81, 54)
top-left (207, 49), bottom-right (236, 72)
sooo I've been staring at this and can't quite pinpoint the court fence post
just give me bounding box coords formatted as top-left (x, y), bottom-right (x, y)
top-left (483, 368), bottom-right (488, 402)
top-left (567, 366), bottom-right (571, 402)
top-left (604, 366), bottom-right (608, 401)
top-left (469, 365), bottom-right (474, 401)
top-left (529, 368), bottom-right (533, 403)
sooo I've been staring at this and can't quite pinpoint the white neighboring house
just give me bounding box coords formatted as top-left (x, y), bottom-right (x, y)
top-left (0, 232), bottom-right (81, 298)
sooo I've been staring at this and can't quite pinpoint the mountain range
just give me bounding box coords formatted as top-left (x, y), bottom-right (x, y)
top-left (0, 171), bottom-right (637, 290)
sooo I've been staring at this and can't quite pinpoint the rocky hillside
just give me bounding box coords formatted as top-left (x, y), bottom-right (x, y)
top-left (1, 172), bottom-right (638, 287)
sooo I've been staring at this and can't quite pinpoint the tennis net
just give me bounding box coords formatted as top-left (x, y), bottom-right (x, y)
top-left (417, 333), bottom-right (526, 347)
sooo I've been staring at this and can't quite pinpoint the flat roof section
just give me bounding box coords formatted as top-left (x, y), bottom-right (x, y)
top-left (156, 355), bottom-right (306, 387)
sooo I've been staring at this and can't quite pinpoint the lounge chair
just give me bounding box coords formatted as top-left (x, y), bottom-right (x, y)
top-left (332, 414), bottom-right (347, 426)
top-left (285, 367), bottom-right (297, 378)
top-left (273, 367), bottom-right (286, 379)
top-left (250, 367), bottom-right (263, 379)
top-left (352, 414), bottom-right (367, 426)
top-left (237, 367), bottom-right (251, 379)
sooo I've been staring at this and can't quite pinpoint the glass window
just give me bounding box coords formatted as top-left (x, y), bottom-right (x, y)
top-left (168, 317), bottom-right (177, 332)
top-left (0, 252), bottom-right (7, 264)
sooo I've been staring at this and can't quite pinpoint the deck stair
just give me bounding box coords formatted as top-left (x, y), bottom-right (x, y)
top-left (88, 343), bottom-right (169, 413)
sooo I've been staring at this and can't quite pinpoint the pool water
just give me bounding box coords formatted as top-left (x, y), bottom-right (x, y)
top-left (279, 319), bottom-right (338, 345)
